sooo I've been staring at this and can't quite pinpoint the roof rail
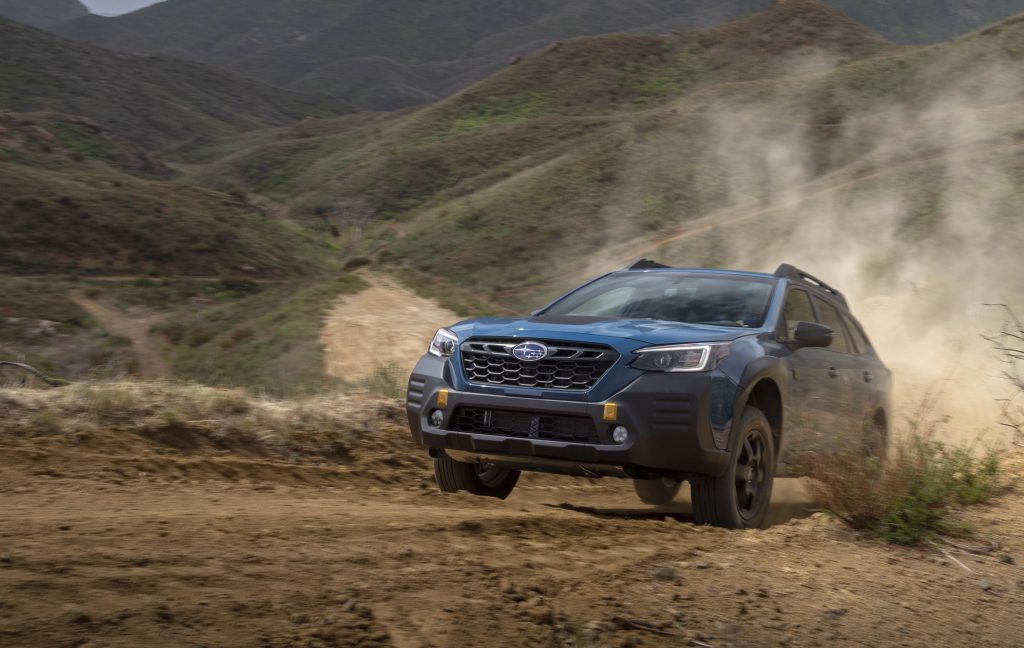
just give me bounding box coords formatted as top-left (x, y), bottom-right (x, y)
top-left (625, 258), bottom-right (672, 271)
top-left (774, 264), bottom-right (847, 306)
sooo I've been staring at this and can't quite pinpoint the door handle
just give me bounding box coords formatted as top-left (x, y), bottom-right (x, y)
top-left (863, 371), bottom-right (872, 383)
top-left (828, 367), bottom-right (839, 378)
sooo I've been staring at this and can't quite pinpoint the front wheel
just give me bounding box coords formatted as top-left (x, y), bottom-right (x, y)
top-left (633, 478), bottom-right (683, 505)
top-left (433, 452), bottom-right (520, 500)
top-left (691, 406), bottom-right (775, 529)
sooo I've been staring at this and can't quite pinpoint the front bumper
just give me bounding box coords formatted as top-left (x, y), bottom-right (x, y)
top-left (406, 354), bottom-right (731, 478)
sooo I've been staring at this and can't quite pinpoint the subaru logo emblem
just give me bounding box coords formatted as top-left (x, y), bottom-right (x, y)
top-left (512, 341), bottom-right (549, 362)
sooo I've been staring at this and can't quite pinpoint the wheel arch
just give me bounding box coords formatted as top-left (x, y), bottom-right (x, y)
top-left (873, 407), bottom-right (888, 430)
top-left (872, 406), bottom-right (890, 451)
top-left (731, 358), bottom-right (787, 454)
top-left (745, 378), bottom-right (783, 447)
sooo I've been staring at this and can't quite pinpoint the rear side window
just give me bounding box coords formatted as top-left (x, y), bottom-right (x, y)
top-left (813, 297), bottom-right (853, 354)
top-left (778, 289), bottom-right (816, 340)
top-left (844, 313), bottom-right (873, 355)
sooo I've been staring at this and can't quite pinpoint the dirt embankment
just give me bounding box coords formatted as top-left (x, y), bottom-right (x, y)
top-left (1, 383), bottom-right (1023, 647)
top-left (320, 274), bottom-right (457, 384)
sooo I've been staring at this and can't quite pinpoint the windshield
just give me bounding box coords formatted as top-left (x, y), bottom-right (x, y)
top-left (542, 272), bottom-right (775, 328)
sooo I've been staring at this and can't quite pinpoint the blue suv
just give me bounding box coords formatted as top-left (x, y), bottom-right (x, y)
top-left (406, 261), bottom-right (891, 528)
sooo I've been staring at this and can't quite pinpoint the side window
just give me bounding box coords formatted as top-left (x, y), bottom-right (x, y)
top-left (813, 297), bottom-right (853, 354)
top-left (844, 313), bottom-right (872, 355)
top-left (778, 289), bottom-right (816, 340)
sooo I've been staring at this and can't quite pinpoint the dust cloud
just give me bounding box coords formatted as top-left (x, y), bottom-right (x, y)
top-left (623, 58), bottom-right (1024, 442)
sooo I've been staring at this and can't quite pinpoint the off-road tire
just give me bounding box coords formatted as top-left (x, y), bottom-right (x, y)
top-left (691, 406), bottom-right (775, 529)
top-left (633, 478), bottom-right (683, 505)
top-left (433, 452), bottom-right (520, 500)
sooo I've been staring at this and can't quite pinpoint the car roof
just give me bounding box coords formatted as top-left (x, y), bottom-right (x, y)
top-left (620, 259), bottom-right (776, 280)
top-left (619, 267), bottom-right (776, 280)
top-left (622, 260), bottom-right (848, 307)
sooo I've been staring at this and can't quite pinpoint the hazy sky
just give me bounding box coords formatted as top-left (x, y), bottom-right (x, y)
top-left (80, 0), bottom-right (165, 16)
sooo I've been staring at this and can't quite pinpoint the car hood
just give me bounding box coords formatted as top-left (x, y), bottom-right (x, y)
top-left (449, 315), bottom-right (754, 346)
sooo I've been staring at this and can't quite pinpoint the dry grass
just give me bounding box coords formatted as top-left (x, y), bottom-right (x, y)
top-left (0, 381), bottom-right (416, 470)
top-left (807, 416), bottom-right (1003, 545)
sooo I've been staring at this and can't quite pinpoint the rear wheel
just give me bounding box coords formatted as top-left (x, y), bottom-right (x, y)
top-left (864, 413), bottom-right (888, 461)
top-left (633, 478), bottom-right (683, 505)
top-left (691, 406), bottom-right (775, 529)
top-left (433, 452), bottom-right (520, 500)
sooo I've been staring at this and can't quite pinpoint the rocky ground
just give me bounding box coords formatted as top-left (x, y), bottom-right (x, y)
top-left (0, 384), bottom-right (1022, 647)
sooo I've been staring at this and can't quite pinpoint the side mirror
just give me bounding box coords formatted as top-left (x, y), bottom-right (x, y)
top-left (792, 322), bottom-right (833, 348)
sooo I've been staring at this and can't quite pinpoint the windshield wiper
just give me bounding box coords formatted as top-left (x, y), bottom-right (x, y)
top-left (693, 321), bottom-right (748, 328)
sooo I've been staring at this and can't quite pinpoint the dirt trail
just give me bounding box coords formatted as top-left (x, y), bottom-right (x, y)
top-left (321, 274), bottom-right (457, 384)
top-left (71, 295), bottom-right (169, 379)
top-left (1, 411), bottom-right (1021, 647)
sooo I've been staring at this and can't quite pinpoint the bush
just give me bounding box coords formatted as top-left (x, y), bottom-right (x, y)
top-left (808, 429), bottom-right (1001, 545)
top-left (364, 362), bottom-right (405, 400)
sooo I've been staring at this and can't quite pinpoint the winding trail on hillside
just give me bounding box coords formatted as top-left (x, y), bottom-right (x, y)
top-left (320, 273), bottom-right (458, 384)
top-left (71, 295), bottom-right (169, 380)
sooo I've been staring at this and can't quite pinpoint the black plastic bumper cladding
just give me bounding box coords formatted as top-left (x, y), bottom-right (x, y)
top-left (407, 355), bottom-right (730, 477)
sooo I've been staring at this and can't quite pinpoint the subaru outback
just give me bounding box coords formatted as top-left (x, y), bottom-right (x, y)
top-left (406, 261), bottom-right (891, 528)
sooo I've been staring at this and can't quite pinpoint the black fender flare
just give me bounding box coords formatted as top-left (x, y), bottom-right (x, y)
top-left (727, 357), bottom-right (788, 453)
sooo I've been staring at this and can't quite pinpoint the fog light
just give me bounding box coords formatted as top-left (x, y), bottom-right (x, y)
top-left (612, 426), bottom-right (629, 444)
top-left (430, 409), bottom-right (444, 427)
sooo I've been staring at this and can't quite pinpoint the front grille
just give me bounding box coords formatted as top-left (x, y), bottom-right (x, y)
top-left (453, 407), bottom-right (600, 444)
top-left (460, 338), bottom-right (617, 390)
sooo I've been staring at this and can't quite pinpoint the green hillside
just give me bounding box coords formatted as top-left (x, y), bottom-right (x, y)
top-left (186, 0), bottom-right (1024, 315)
top-left (0, 110), bottom-right (353, 388)
top-left (0, 110), bottom-right (341, 277)
top-left (0, 18), bottom-right (356, 389)
top-left (0, 18), bottom-right (347, 150)
top-left (54, 0), bottom-right (1024, 111)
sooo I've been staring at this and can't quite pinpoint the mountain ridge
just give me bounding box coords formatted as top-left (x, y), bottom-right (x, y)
top-left (0, 0), bottom-right (86, 28)
top-left (53, 0), bottom-right (1024, 111)
top-left (0, 17), bottom-right (349, 150)
top-left (52, 0), bottom-right (776, 111)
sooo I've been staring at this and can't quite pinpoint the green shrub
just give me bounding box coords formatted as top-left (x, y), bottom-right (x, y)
top-left (809, 430), bottom-right (1002, 545)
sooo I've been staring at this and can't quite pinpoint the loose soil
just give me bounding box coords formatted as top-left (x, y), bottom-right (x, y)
top-left (320, 274), bottom-right (457, 384)
top-left (1, 388), bottom-right (1022, 648)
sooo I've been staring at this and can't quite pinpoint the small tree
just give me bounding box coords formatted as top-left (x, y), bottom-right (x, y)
top-left (985, 304), bottom-right (1024, 446)
top-left (317, 199), bottom-right (378, 250)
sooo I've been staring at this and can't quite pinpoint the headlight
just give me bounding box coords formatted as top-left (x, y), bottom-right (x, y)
top-left (428, 328), bottom-right (458, 357)
top-left (631, 343), bottom-right (728, 373)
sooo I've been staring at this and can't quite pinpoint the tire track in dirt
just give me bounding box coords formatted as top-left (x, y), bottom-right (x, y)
top-left (71, 295), bottom-right (169, 379)
top-left (320, 273), bottom-right (458, 384)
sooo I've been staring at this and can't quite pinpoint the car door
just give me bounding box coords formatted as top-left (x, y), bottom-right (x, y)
top-left (775, 287), bottom-right (836, 472)
top-left (842, 311), bottom-right (890, 436)
top-left (810, 296), bottom-right (862, 446)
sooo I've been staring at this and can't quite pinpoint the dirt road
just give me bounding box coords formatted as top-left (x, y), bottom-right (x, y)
top-left (1, 387), bottom-right (1022, 647)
